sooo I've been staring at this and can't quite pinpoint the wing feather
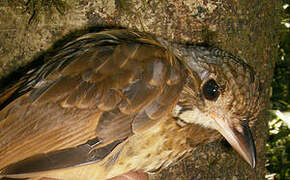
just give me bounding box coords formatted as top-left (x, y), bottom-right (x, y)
top-left (0, 29), bottom-right (186, 176)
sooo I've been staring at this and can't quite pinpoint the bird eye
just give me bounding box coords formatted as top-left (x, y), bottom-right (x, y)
top-left (202, 79), bottom-right (220, 101)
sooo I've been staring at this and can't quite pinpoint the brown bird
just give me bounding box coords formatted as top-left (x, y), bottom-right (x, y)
top-left (0, 29), bottom-right (260, 180)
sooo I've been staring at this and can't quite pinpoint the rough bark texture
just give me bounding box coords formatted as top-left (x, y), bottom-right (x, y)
top-left (0, 0), bottom-right (280, 179)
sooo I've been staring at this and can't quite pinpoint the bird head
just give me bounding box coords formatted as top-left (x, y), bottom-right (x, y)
top-left (172, 45), bottom-right (261, 168)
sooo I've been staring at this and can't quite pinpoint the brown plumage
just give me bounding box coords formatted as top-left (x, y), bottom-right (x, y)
top-left (0, 29), bottom-right (261, 179)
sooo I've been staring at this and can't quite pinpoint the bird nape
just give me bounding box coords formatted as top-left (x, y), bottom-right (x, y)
top-left (0, 29), bottom-right (261, 180)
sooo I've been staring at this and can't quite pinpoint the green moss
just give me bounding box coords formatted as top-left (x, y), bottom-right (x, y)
top-left (6, 0), bottom-right (68, 24)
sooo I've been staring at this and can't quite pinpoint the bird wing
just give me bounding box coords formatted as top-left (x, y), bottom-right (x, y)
top-left (0, 29), bottom-right (185, 176)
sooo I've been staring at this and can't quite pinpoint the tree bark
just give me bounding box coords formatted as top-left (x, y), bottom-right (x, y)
top-left (0, 0), bottom-right (280, 179)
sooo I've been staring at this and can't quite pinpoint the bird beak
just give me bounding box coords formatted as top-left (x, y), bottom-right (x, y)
top-left (210, 113), bottom-right (256, 168)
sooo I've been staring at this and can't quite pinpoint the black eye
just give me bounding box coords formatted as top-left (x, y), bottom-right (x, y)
top-left (202, 79), bottom-right (220, 101)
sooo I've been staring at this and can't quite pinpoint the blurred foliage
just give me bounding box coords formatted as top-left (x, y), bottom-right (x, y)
top-left (266, 1), bottom-right (290, 179)
top-left (266, 113), bottom-right (290, 180)
top-left (270, 0), bottom-right (290, 111)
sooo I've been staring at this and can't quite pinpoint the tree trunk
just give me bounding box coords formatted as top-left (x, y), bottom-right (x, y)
top-left (0, 0), bottom-right (280, 179)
